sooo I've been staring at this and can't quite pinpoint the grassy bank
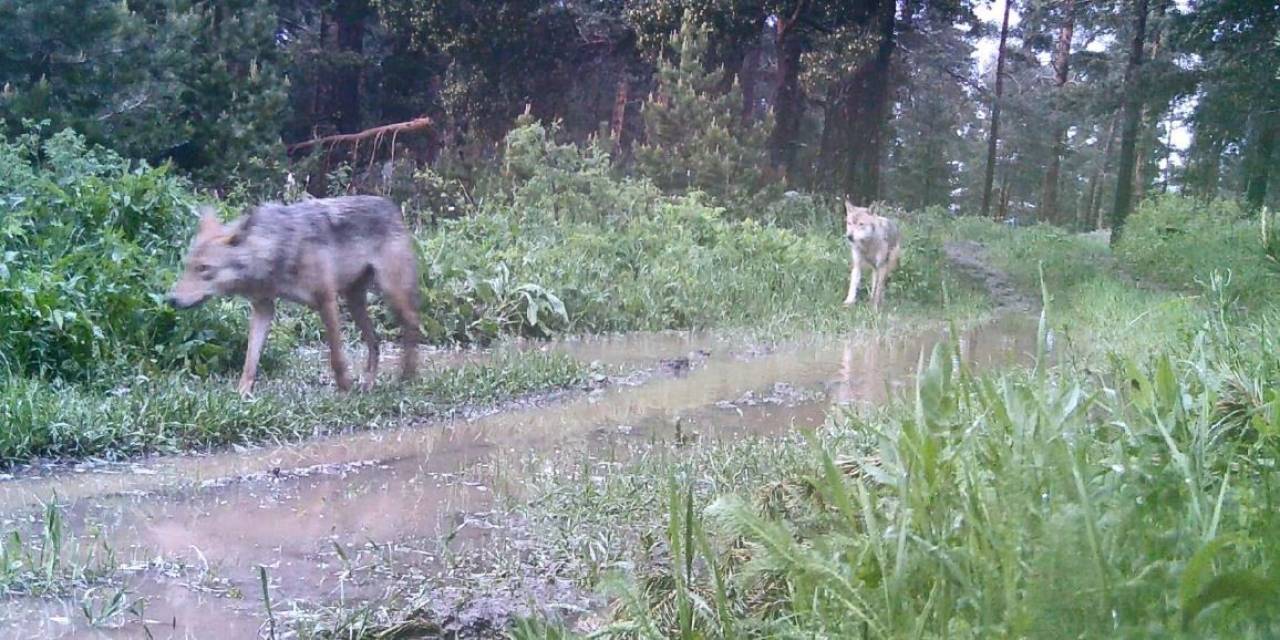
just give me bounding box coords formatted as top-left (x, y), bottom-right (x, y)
top-left (0, 125), bottom-right (981, 465)
top-left (0, 351), bottom-right (585, 464)
top-left (420, 209), bottom-right (1280, 639)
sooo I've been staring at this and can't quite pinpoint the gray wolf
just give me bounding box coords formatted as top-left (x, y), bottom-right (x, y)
top-left (167, 195), bottom-right (421, 396)
top-left (843, 200), bottom-right (902, 308)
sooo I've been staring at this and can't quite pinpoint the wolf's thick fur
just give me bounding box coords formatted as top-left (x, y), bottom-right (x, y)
top-left (843, 200), bottom-right (902, 308)
top-left (167, 195), bottom-right (421, 395)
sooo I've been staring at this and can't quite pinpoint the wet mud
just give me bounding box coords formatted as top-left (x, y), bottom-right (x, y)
top-left (0, 316), bottom-right (1039, 638)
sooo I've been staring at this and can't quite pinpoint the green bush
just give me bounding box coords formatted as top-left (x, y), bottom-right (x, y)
top-left (415, 189), bottom-right (949, 343)
top-left (501, 116), bottom-right (661, 225)
top-left (0, 127), bottom-right (244, 382)
top-left (1116, 195), bottom-right (1277, 307)
top-left (400, 120), bottom-right (952, 346)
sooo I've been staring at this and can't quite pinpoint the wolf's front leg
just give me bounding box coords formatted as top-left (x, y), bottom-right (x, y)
top-left (844, 252), bottom-right (862, 305)
top-left (317, 293), bottom-right (354, 392)
top-left (238, 300), bottom-right (276, 398)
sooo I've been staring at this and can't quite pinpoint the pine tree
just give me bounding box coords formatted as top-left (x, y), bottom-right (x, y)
top-left (634, 14), bottom-right (775, 209)
top-left (0, 0), bottom-right (287, 191)
top-left (159, 0), bottom-right (289, 191)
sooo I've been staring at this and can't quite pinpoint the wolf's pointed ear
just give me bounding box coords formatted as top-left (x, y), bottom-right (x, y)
top-left (844, 199), bottom-right (858, 223)
top-left (226, 208), bottom-right (256, 247)
top-left (196, 206), bottom-right (223, 237)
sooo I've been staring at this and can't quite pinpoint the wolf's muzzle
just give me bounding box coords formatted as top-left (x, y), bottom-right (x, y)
top-left (166, 295), bottom-right (204, 310)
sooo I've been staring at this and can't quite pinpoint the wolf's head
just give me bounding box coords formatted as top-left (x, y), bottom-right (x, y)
top-left (844, 199), bottom-right (876, 243)
top-left (166, 207), bottom-right (251, 309)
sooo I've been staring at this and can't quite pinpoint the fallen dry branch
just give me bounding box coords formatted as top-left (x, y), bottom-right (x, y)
top-left (287, 116), bottom-right (434, 155)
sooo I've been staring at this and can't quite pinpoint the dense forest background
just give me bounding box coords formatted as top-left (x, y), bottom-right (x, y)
top-left (1, 0), bottom-right (1276, 232)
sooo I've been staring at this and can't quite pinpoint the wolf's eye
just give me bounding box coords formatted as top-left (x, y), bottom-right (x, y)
top-left (197, 264), bottom-right (214, 280)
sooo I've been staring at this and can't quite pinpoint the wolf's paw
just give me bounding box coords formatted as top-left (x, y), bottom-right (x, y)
top-left (237, 379), bottom-right (255, 399)
top-left (335, 373), bottom-right (354, 392)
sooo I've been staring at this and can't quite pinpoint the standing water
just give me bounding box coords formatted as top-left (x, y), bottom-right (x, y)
top-left (0, 317), bottom-right (1036, 638)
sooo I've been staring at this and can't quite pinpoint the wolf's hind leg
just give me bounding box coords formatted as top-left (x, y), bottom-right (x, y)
top-left (344, 284), bottom-right (379, 390)
top-left (375, 248), bottom-right (420, 381)
top-left (872, 246), bottom-right (902, 309)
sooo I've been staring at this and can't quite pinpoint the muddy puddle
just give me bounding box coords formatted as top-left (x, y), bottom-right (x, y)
top-left (0, 316), bottom-right (1037, 638)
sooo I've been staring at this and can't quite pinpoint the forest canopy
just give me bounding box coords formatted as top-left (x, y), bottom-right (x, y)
top-left (1, 0), bottom-right (1276, 227)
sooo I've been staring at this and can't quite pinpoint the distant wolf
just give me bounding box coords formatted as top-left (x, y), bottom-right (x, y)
top-left (843, 200), bottom-right (902, 308)
top-left (167, 195), bottom-right (421, 396)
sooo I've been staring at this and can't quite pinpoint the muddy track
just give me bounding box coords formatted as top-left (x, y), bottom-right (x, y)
top-left (0, 249), bottom-right (1041, 639)
top-left (944, 240), bottom-right (1038, 312)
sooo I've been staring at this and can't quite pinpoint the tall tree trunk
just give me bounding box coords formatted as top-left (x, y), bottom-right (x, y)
top-left (1084, 114), bottom-right (1119, 230)
top-left (844, 0), bottom-right (896, 202)
top-left (1244, 109), bottom-right (1279, 210)
top-left (818, 95), bottom-right (843, 189)
top-left (1161, 118), bottom-right (1175, 192)
top-left (312, 10), bottom-right (328, 129)
top-left (1132, 0), bottom-right (1167, 202)
top-left (818, 0), bottom-right (897, 202)
top-left (1133, 108), bottom-right (1159, 201)
top-left (1109, 0), bottom-right (1150, 246)
top-left (980, 0), bottom-right (1013, 217)
top-left (331, 0), bottom-right (370, 134)
top-left (770, 1), bottom-right (807, 179)
top-left (609, 77), bottom-right (629, 157)
top-left (1040, 0), bottom-right (1075, 224)
top-left (998, 169), bottom-right (1012, 220)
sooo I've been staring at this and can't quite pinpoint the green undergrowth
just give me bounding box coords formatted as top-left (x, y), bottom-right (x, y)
top-left (0, 350), bottom-right (584, 465)
top-left (466, 217), bottom-right (1280, 639)
top-left (415, 201), bottom-right (979, 344)
top-left (0, 122), bottom-right (982, 466)
top-left (503, 303), bottom-right (1280, 638)
top-left (951, 217), bottom-right (1203, 360)
top-left (1114, 196), bottom-right (1279, 308)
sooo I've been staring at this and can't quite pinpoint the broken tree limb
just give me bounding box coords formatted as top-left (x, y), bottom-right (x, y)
top-left (286, 117), bottom-right (435, 155)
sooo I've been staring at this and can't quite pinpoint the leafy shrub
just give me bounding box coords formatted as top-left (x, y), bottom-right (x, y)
top-left (1116, 195), bottom-right (1277, 307)
top-left (414, 188), bottom-right (948, 344)
top-left (408, 164), bottom-right (474, 227)
top-left (0, 127), bottom-right (244, 382)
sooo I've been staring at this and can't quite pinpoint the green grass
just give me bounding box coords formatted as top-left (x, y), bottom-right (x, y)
top-left (468, 215), bottom-right (1280, 639)
top-left (0, 350), bottom-right (585, 464)
top-left (952, 217), bottom-right (1204, 359)
top-left (562, 322), bottom-right (1280, 638)
top-left (1, 124), bottom-right (989, 466)
top-left (0, 502), bottom-right (142, 629)
top-left (409, 177), bottom-right (975, 344)
top-left (1114, 196), bottom-right (1279, 308)
top-left (0, 501), bottom-right (119, 598)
